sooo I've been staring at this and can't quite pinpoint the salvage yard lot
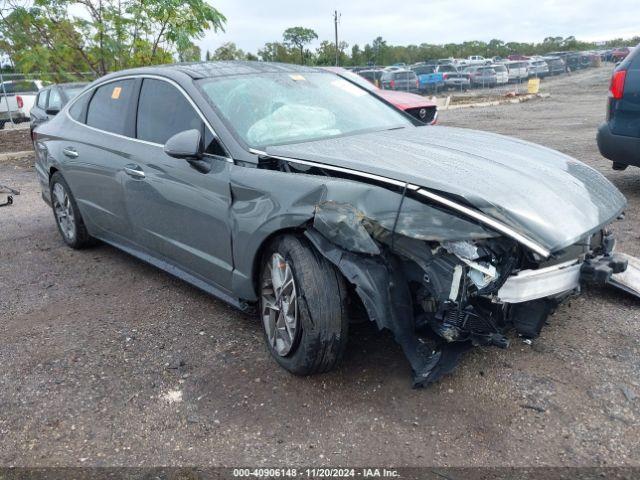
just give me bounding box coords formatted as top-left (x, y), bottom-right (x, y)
top-left (1, 66), bottom-right (638, 467)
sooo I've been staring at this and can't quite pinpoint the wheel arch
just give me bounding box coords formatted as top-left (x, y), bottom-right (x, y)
top-left (247, 226), bottom-right (308, 302)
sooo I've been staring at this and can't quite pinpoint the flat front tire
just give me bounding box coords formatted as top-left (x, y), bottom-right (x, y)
top-left (259, 235), bottom-right (349, 376)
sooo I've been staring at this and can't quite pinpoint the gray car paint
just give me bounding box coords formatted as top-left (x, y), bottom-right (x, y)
top-left (268, 126), bottom-right (627, 253)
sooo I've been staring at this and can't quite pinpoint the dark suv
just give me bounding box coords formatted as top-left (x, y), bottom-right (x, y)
top-left (597, 44), bottom-right (640, 170)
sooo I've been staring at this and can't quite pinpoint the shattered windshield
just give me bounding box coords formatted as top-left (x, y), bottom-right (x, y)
top-left (198, 72), bottom-right (411, 148)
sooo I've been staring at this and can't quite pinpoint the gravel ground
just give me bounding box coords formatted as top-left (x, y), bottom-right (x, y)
top-left (0, 66), bottom-right (639, 468)
top-left (0, 128), bottom-right (31, 153)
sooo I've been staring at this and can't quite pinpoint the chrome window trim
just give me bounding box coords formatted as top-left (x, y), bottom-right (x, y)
top-left (65, 74), bottom-right (233, 162)
top-left (250, 149), bottom-right (551, 258)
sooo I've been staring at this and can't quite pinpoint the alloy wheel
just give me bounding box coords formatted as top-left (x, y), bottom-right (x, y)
top-left (261, 253), bottom-right (299, 357)
top-left (52, 182), bottom-right (76, 242)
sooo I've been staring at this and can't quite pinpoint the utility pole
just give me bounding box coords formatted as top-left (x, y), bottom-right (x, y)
top-left (333, 10), bottom-right (340, 66)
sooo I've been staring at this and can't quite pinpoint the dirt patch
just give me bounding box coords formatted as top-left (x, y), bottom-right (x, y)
top-left (0, 128), bottom-right (32, 153)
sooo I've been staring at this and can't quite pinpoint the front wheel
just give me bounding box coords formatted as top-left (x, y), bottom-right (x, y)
top-left (259, 235), bottom-right (349, 376)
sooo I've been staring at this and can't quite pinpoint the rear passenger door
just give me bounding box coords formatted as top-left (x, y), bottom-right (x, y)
top-left (62, 78), bottom-right (139, 241)
top-left (123, 77), bottom-right (234, 291)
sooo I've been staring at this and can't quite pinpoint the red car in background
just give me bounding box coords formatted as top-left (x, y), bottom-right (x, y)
top-left (323, 67), bottom-right (438, 125)
top-left (611, 47), bottom-right (632, 62)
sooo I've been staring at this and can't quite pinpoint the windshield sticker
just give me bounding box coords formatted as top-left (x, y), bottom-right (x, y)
top-left (111, 86), bottom-right (122, 99)
top-left (331, 79), bottom-right (366, 97)
top-left (289, 74), bottom-right (306, 81)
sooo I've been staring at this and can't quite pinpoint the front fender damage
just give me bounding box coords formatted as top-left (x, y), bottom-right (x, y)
top-left (306, 229), bottom-right (472, 386)
top-left (306, 195), bottom-right (506, 387)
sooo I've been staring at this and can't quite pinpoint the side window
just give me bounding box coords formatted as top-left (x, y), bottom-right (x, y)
top-left (137, 78), bottom-right (202, 145)
top-left (69, 91), bottom-right (92, 123)
top-left (86, 79), bottom-right (135, 135)
top-left (48, 89), bottom-right (62, 110)
top-left (136, 78), bottom-right (225, 155)
top-left (37, 90), bottom-right (48, 109)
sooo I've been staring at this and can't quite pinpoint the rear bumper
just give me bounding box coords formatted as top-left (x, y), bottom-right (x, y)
top-left (597, 122), bottom-right (640, 167)
top-left (444, 79), bottom-right (470, 87)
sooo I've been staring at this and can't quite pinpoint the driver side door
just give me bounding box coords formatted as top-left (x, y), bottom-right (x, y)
top-left (122, 77), bottom-right (235, 291)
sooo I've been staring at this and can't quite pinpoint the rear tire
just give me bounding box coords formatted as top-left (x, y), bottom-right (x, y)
top-left (612, 162), bottom-right (629, 171)
top-left (259, 235), bottom-right (349, 376)
top-left (50, 172), bottom-right (95, 249)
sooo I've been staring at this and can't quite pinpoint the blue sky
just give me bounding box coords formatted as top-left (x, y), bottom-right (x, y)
top-left (198, 0), bottom-right (639, 54)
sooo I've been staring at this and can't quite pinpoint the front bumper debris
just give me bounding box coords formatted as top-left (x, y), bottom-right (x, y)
top-left (607, 253), bottom-right (640, 298)
top-left (498, 260), bottom-right (582, 303)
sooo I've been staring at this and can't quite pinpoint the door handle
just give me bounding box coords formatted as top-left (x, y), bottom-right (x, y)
top-left (123, 164), bottom-right (145, 179)
top-left (62, 147), bottom-right (79, 158)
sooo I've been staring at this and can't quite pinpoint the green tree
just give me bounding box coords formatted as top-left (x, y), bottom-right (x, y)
top-left (178, 43), bottom-right (201, 62)
top-left (0, 0), bottom-right (226, 79)
top-left (283, 26), bottom-right (317, 64)
top-left (314, 39), bottom-right (348, 66)
top-left (350, 44), bottom-right (362, 66)
top-left (211, 42), bottom-right (245, 60)
top-left (371, 36), bottom-right (388, 65)
top-left (257, 41), bottom-right (294, 63)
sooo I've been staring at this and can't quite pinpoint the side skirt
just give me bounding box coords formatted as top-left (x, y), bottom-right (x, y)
top-left (93, 234), bottom-right (251, 313)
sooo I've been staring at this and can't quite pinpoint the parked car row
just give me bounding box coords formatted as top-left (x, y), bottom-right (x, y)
top-left (322, 67), bottom-right (438, 125)
top-left (355, 47), bottom-right (635, 93)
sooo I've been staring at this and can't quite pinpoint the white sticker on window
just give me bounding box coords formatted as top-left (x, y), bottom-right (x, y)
top-left (331, 79), bottom-right (366, 97)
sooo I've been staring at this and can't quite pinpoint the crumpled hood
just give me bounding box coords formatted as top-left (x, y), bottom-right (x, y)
top-left (267, 126), bottom-right (627, 253)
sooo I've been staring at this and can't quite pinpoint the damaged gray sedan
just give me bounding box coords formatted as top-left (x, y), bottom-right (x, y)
top-left (33, 62), bottom-right (638, 386)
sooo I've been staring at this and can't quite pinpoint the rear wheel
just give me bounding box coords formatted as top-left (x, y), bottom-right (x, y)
top-left (259, 235), bottom-right (349, 375)
top-left (50, 172), bottom-right (95, 249)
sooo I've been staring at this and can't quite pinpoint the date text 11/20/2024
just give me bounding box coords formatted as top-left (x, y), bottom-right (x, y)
top-left (232, 468), bottom-right (400, 477)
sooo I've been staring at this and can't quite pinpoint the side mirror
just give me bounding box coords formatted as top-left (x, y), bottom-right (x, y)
top-left (164, 129), bottom-right (202, 160)
top-left (45, 107), bottom-right (60, 115)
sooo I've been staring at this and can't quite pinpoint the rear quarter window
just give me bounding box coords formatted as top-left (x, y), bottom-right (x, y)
top-left (68, 90), bottom-right (92, 123)
top-left (86, 79), bottom-right (136, 135)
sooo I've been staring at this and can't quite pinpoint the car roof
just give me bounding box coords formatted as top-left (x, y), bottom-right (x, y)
top-left (57, 82), bottom-right (88, 87)
top-left (103, 61), bottom-right (322, 81)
